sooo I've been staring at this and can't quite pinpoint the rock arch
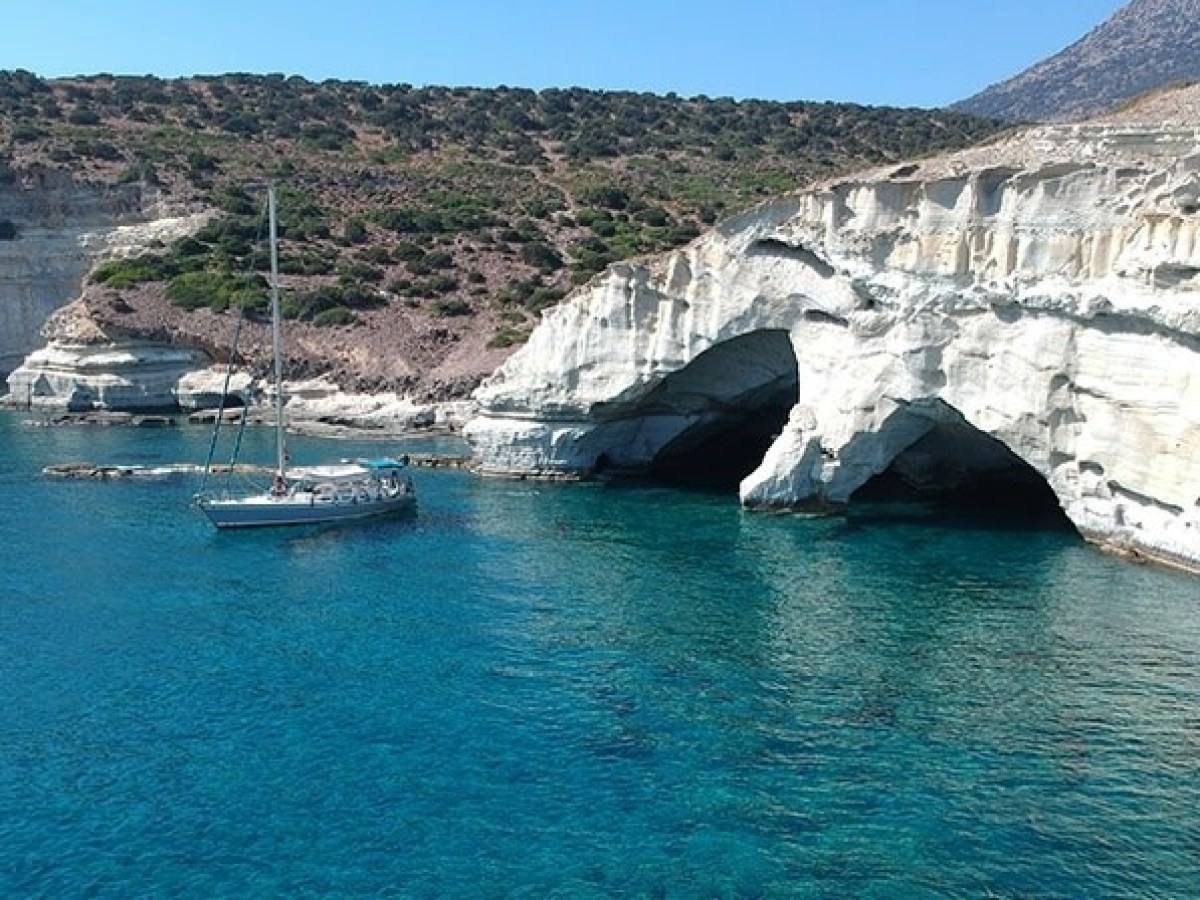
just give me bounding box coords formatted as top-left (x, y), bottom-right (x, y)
top-left (607, 329), bottom-right (799, 488)
top-left (492, 327), bottom-right (800, 485)
top-left (740, 301), bottom-right (1200, 566)
top-left (468, 128), bottom-right (1200, 569)
top-left (844, 399), bottom-right (1074, 528)
top-left (748, 397), bottom-right (1051, 507)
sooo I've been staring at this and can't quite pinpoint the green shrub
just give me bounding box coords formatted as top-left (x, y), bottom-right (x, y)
top-left (578, 185), bottom-right (630, 210)
top-left (570, 237), bottom-right (616, 278)
top-left (666, 224), bottom-right (701, 245)
top-left (167, 270), bottom-right (266, 312)
top-left (186, 150), bottom-right (218, 172)
top-left (67, 107), bottom-right (101, 126)
top-left (282, 290), bottom-right (329, 320)
top-left (521, 241), bottom-right (563, 271)
top-left (283, 282), bottom-right (384, 320)
top-left (527, 286), bottom-right (565, 311)
top-left (406, 257), bottom-right (433, 276)
top-left (354, 246), bottom-right (393, 265)
top-left (336, 282), bottom-right (386, 308)
top-left (488, 327), bottom-right (529, 348)
top-left (420, 274), bottom-right (458, 295)
top-left (213, 186), bottom-right (257, 216)
top-left (193, 218), bottom-right (260, 256)
top-left (433, 297), bottom-right (471, 317)
top-left (636, 206), bottom-right (670, 227)
top-left (432, 296), bottom-right (468, 316)
top-left (371, 194), bottom-right (496, 235)
top-left (300, 124), bottom-right (353, 152)
top-left (336, 260), bottom-right (385, 283)
top-left (95, 262), bottom-right (159, 287)
top-left (495, 281), bottom-right (535, 306)
top-left (173, 237), bottom-right (209, 258)
top-left (522, 198), bottom-right (562, 219)
top-left (91, 255), bottom-right (174, 286)
top-left (11, 123), bottom-right (46, 143)
top-left (424, 250), bottom-right (455, 269)
top-left (342, 219), bottom-right (368, 244)
top-left (313, 306), bottom-right (360, 327)
top-left (573, 208), bottom-right (612, 229)
top-left (117, 161), bottom-right (159, 185)
top-left (74, 139), bottom-right (122, 161)
top-left (393, 242), bottom-right (425, 262)
top-left (277, 251), bottom-right (335, 276)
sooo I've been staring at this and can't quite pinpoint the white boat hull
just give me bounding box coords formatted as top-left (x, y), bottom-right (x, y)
top-left (197, 489), bottom-right (416, 529)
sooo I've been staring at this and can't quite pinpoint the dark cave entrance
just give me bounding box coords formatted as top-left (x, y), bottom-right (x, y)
top-left (600, 329), bottom-right (799, 493)
top-left (849, 420), bottom-right (1077, 532)
top-left (648, 403), bottom-right (793, 491)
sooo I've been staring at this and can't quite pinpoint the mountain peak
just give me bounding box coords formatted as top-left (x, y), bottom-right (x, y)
top-left (954, 0), bottom-right (1200, 121)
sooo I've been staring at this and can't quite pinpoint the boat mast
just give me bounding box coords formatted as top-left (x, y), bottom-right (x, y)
top-left (268, 185), bottom-right (286, 478)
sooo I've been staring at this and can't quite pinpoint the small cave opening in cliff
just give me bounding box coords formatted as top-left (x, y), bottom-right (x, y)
top-left (647, 404), bottom-right (794, 492)
top-left (850, 420), bottom-right (1077, 532)
top-left (605, 330), bottom-right (799, 493)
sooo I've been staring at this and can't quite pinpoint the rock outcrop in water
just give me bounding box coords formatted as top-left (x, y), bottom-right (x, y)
top-left (7, 334), bottom-right (210, 412)
top-left (465, 92), bottom-right (1200, 571)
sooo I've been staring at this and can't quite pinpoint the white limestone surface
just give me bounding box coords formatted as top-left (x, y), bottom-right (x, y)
top-left (174, 366), bottom-right (258, 411)
top-left (280, 378), bottom-right (438, 432)
top-left (1, 185), bottom-right (211, 407)
top-left (6, 340), bottom-right (210, 411)
top-left (0, 178), bottom-right (208, 376)
top-left (466, 123), bottom-right (1200, 571)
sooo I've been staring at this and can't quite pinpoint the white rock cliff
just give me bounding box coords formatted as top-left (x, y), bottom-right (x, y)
top-left (1, 175), bottom-right (211, 406)
top-left (465, 119), bottom-right (1200, 571)
top-left (2, 177), bottom-right (190, 363)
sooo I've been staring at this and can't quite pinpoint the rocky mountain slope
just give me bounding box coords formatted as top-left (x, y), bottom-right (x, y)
top-left (0, 71), bottom-right (1005, 398)
top-left (954, 0), bottom-right (1200, 122)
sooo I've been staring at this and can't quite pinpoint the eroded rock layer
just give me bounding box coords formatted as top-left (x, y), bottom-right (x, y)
top-left (0, 172), bottom-right (208, 377)
top-left (465, 114), bottom-right (1200, 570)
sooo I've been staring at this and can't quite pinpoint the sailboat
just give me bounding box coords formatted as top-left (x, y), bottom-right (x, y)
top-left (194, 186), bottom-right (417, 529)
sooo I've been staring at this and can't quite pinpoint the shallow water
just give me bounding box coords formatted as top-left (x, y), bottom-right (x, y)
top-left (1, 412), bottom-right (1198, 897)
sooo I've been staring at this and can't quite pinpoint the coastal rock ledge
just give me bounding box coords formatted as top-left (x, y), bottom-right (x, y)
top-left (464, 113), bottom-right (1200, 572)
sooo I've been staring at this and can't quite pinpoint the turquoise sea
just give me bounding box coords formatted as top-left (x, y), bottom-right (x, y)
top-left (1, 410), bottom-right (1199, 898)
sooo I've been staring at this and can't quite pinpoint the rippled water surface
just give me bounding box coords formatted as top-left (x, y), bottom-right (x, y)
top-left (2, 412), bottom-right (1199, 897)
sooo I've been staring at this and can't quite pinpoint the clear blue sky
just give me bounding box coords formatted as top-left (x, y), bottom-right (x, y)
top-left (1, 0), bottom-right (1128, 108)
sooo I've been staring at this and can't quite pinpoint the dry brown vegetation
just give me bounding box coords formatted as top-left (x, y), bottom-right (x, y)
top-left (0, 71), bottom-right (1006, 396)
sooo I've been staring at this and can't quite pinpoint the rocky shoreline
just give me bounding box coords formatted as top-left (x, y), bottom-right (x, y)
top-left (41, 451), bottom-right (473, 481)
top-left (8, 396), bottom-right (474, 438)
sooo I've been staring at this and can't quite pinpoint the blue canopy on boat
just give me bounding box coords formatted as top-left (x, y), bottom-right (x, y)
top-left (357, 456), bottom-right (410, 470)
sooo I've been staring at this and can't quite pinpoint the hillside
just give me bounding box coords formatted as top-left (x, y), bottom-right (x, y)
top-left (0, 71), bottom-right (1006, 398)
top-left (954, 0), bottom-right (1200, 122)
